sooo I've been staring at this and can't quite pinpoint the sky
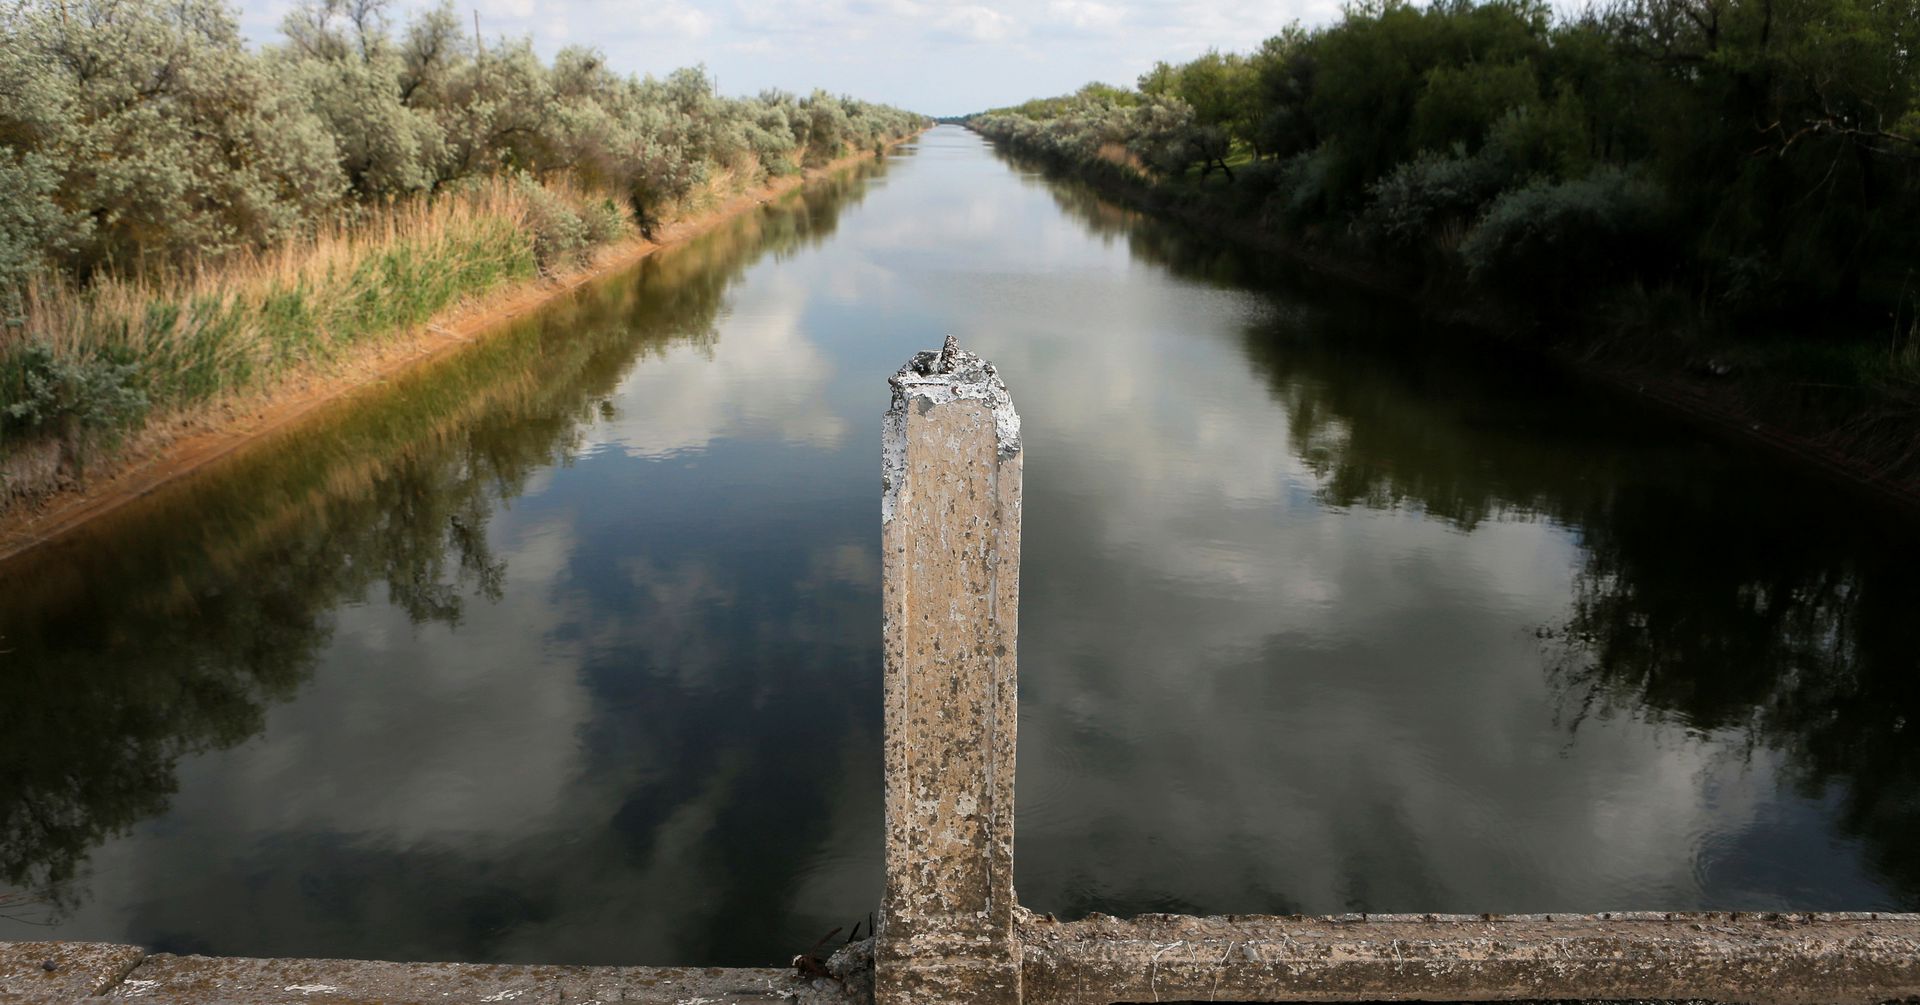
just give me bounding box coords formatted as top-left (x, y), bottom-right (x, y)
top-left (231, 0), bottom-right (1346, 117)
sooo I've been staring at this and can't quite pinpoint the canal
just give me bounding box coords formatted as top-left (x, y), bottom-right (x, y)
top-left (3, 125), bottom-right (1917, 967)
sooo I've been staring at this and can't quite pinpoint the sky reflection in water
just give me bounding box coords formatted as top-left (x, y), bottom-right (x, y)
top-left (2, 126), bottom-right (1917, 967)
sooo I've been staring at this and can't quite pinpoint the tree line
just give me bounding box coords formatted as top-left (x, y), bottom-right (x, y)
top-left (1, 0), bottom-right (921, 290)
top-left (969, 0), bottom-right (1920, 373)
top-left (0, 0), bottom-right (923, 502)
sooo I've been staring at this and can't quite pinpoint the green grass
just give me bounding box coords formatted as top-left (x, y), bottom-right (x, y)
top-left (0, 178), bottom-right (587, 501)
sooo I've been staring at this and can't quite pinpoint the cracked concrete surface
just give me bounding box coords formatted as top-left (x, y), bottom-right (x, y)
top-left (876, 339), bottom-right (1024, 1005)
top-left (1016, 910), bottom-right (1920, 1004)
top-left (0, 941), bottom-right (854, 1005)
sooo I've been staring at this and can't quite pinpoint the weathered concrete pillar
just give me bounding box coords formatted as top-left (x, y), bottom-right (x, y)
top-left (875, 336), bottom-right (1023, 1005)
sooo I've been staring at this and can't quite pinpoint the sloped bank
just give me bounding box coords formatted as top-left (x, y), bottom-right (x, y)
top-left (970, 128), bottom-right (1920, 516)
top-left (0, 135), bottom-right (922, 562)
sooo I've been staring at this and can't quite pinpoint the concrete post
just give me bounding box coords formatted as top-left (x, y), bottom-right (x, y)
top-left (875, 336), bottom-right (1023, 1005)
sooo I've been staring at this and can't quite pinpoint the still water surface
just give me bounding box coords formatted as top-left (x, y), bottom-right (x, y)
top-left (4, 126), bottom-right (1919, 965)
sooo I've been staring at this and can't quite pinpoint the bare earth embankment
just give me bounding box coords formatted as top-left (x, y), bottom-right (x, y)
top-left (0, 140), bottom-right (913, 562)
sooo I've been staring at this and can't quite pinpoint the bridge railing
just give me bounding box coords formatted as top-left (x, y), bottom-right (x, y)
top-left (873, 338), bottom-right (1920, 1005)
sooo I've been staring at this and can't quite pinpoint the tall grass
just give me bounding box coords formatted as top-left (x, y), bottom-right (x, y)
top-left (1, 175), bottom-right (631, 504)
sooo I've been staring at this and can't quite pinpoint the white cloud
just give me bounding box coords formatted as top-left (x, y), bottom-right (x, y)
top-left (478, 0), bottom-right (535, 22)
top-left (574, 293), bottom-right (845, 459)
top-left (230, 0), bottom-right (1344, 113)
top-left (1044, 0), bottom-right (1126, 32)
top-left (933, 4), bottom-right (1021, 42)
top-left (638, 0), bottom-right (717, 38)
top-left (200, 515), bottom-right (593, 844)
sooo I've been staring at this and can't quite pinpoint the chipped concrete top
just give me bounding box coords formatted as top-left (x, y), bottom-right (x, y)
top-left (0, 940), bottom-right (147, 1002)
top-left (882, 336), bottom-right (1021, 525)
top-left (0, 942), bottom-right (860, 1005)
top-left (1015, 910), bottom-right (1920, 1005)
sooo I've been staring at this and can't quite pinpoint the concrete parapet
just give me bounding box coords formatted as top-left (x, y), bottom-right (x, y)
top-left (102, 956), bottom-right (801, 1004)
top-left (1, 940), bottom-right (145, 1002)
top-left (875, 337), bottom-right (1023, 1005)
top-left (1016, 910), bottom-right (1920, 1004)
top-left (0, 939), bottom-right (849, 1005)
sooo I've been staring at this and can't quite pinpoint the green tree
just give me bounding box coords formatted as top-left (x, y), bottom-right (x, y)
top-left (275, 0), bottom-right (445, 197)
top-left (1177, 51), bottom-right (1257, 178)
top-left (0, 0), bottom-right (344, 276)
top-left (1249, 27), bottom-right (1319, 160)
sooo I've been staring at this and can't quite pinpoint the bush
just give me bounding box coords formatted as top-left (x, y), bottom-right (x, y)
top-left (1363, 145), bottom-right (1514, 248)
top-left (1, 0), bottom-right (346, 276)
top-left (0, 0), bottom-right (925, 286)
top-left (1268, 145), bottom-right (1339, 226)
top-left (802, 90), bottom-right (851, 165)
top-left (1411, 60), bottom-right (1540, 153)
top-left (1460, 167), bottom-right (1668, 299)
top-left (0, 342), bottom-right (148, 445)
top-left (1124, 96), bottom-right (1201, 178)
top-left (0, 152), bottom-right (88, 326)
top-left (515, 177), bottom-right (589, 271)
top-left (581, 199), bottom-right (629, 246)
top-left (512, 181), bottom-right (627, 271)
top-left (1480, 96), bottom-right (1591, 180)
top-left (276, 49), bottom-right (443, 198)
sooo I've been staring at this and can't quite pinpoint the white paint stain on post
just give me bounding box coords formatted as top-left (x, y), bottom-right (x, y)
top-left (876, 337), bottom-right (1023, 1005)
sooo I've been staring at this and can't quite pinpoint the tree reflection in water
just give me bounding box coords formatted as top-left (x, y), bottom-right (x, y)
top-left (1036, 169), bottom-right (1920, 905)
top-left (0, 165), bottom-right (880, 918)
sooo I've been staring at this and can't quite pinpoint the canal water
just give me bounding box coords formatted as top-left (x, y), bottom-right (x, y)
top-left (3, 126), bottom-right (1918, 966)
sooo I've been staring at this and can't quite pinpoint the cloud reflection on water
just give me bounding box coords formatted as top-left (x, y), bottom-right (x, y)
top-left (3, 129), bottom-right (1917, 973)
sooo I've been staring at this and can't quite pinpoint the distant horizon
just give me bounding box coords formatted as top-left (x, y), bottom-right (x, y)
top-left (232, 0), bottom-right (1345, 117)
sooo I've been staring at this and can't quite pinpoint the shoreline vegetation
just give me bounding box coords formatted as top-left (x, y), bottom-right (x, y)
top-left (963, 0), bottom-right (1920, 506)
top-left (0, 0), bottom-right (927, 541)
top-left (0, 144), bottom-right (910, 562)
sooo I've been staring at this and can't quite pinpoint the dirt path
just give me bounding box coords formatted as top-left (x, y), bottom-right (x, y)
top-left (0, 140), bottom-right (915, 564)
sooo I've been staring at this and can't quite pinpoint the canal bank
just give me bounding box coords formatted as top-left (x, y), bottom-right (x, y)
top-left (0, 134), bottom-right (923, 565)
top-left (966, 128), bottom-right (1920, 516)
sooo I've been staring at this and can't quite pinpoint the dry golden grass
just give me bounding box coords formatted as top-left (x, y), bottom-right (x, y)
top-left (12, 177), bottom-right (562, 368)
top-left (16, 175), bottom-right (647, 384)
top-left (0, 176), bottom-right (633, 506)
